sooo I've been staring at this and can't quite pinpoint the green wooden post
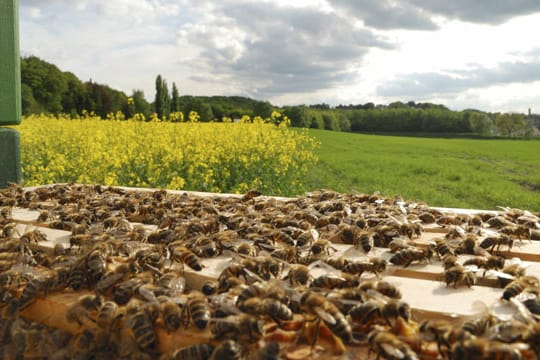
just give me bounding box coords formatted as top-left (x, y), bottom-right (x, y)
top-left (0, 0), bottom-right (22, 188)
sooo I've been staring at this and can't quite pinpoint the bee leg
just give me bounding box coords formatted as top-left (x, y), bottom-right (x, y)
top-left (310, 318), bottom-right (321, 350)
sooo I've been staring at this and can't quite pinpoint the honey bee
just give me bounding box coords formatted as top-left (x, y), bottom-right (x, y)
top-left (156, 271), bottom-right (186, 297)
top-left (486, 215), bottom-right (511, 228)
top-left (495, 260), bottom-right (529, 287)
top-left (0, 206), bottom-right (13, 220)
top-left (158, 295), bottom-right (183, 332)
top-left (191, 236), bottom-right (220, 258)
top-left (461, 313), bottom-right (497, 339)
top-left (242, 255), bottom-right (283, 280)
top-left (20, 227), bottom-right (48, 244)
top-left (37, 209), bottom-right (54, 222)
top-left (389, 247), bottom-right (433, 267)
top-left (183, 291), bottom-right (212, 330)
top-left (1, 222), bottom-right (18, 238)
top-left (167, 343), bottom-right (215, 360)
top-left (300, 291), bottom-right (353, 344)
top-left (353, 230), bottom-right (374, 253)
top-left (236, 242), bottom-right (259, 257)
top-left (442, 254), bottom-right (459, 271)
top-left (210, 339), bottom-right (242, 360)
top-left (444, 265), bottom-right (477, 288)
top-left (125, 299), bottom-right (158, 352)
top-left (169, 246), bottom-right (204, 271)
top-left (96, 300), bottom-right (123, 334)
top-left (308, 239), bottom-right (337, 256)
top-left (147, 228), bottom-right (176, 244)
top-left (238, 297), bottom-right (293, 325)
top-left (96, 263), bottom-right (132, 294)
top-left (377, 298), bottom-right (412, 326)
top-left (85, 248), bottom-right (107, 286)
top-left (310, 272), bottom-right (359, 290)
top-left (16, 270), bottom-right (60, 311)
top-left (66, 294), bottom-right (103, 325)
top-left (398, 222), bottom-right (423, 239)
top-left (348, 299), bottom-right (383, 327)
top-left (70, 329), bottom-right (98, 360)
top-left (284, 264), bottom-right (311, 287)
top-left (388, 237), bottom-right (414, 253)
top-left (368, 330), bottom-right (418, 360)
top-left (113, 278), bottom-right (143, 305)
top-left (463, 255), bottom-right (505, 276)
top-left (454, 234), bottom-right (478, 255)
top-left (419, 319), bottom-right (453, 358)
top-left (450, 338), bottom-right (525, 360)
top-left (360, 280), bottom-right (402, 299)
top-left (212, 314), bottom-right (265, 344)
top-left (433, 238), bottom-right (455, 259)
top-left (501, 276), bottom-right (540, 301)
top-left (343, 257), bottom-right (387, 276)
top-left (250, 341), bottom-right (280, 360)
top-left (242, 189), bottom-right (262, 201)
top-left (480, 234), bottom-right (513, 252)
top-left (272, 229), bottom-right (296, 246)
top-left (445, 225), bottom-right (467, 240)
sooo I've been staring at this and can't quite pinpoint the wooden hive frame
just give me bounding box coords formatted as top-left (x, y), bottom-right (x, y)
top-left (1, 183), bottom-right (540, 359)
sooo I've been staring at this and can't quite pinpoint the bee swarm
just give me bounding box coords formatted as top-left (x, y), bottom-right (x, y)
top-left (1, 183), bottom-right (540, 359)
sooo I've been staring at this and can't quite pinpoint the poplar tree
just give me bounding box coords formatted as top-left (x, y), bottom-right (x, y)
top-left (171, 82), bottom-right (180, 113)
top-left (154, 75), bottom-right (164, 118)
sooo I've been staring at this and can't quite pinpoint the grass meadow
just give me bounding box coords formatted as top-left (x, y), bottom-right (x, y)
top-left (304, 130), bottom-right (540, 211)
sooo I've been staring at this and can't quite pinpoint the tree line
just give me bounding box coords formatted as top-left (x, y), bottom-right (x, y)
top-left (20, 55), bottom-right (537, 137)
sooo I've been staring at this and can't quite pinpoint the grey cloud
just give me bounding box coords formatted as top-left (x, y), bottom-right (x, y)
top-left (178, 1), bottom-right (393, 98)
top-left (377, 56), bottom-right (540, 97)
top-left (329, 0), bottom-right (438, 30)
top-left (406, 0), bottom-right (540, 24)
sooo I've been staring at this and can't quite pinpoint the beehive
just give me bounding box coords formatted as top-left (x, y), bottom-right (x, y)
top-left (1, 183), bottom-right (539, 359)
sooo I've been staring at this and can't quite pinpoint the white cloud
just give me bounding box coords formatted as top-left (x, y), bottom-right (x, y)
top-left (18, 0), bottom-right (540, 112)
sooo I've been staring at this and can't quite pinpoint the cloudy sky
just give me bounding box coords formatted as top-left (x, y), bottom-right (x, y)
top-left (19, 0), bottom-right (540, 112)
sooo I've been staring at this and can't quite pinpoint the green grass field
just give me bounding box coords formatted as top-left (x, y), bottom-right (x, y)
top-left (304, 130), bottom-right (540, 211)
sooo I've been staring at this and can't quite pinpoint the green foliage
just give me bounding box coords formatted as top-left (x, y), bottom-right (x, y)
top-left (21, 56), bottom-right (67, 113)
top-left (154, 75), bottom-right (171, 119)
top-left (131, 90), bottom-right (152, 118)
top-left (253, 101), bottom-right (273, 118)
top-left (305, 129), bottom-right (540, 211)
top-left (283, 106), bottom-right (310, 127)
top-left (179, 96), bottom-right (214, 121)
top-left (20, 56), bottom-right (143, 118)
top-left (494, 113), bottom-right (527, 137)
top-left (171, 82), bottom-right (180, 113)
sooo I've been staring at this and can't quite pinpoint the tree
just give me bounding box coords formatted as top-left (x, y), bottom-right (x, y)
top-left (283, 106), bottom-right (310, 127)
top-left (131, 90), bottom-right (151, 117)
top-left (179, 96), bottom-right (214, 121)
top-left (253, 101), bottom-right (273, 118)
top-left (495, 113), bottom-right (526, 137)
top-left (20, 56), bottom-right (67, 114)
top-left (61, 72), bottom-right (86, 116)
top-left (154, 75), bottom-right (166, 118)
top-left (171, 82), bottom-right (180, 113)
top-left (467, 111), bottom-right (492, 136)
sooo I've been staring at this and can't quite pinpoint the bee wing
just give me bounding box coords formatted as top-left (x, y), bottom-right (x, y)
top-left (168, 276), bottom-right (186, 292)
top-left (509, 296), bottom-right (539, 324)
top-left (312, 306), bottom-right (336, 325)
top-left (463, 265), bottom-right (480, 273)
top-left (380, 343), bottom-right (405, 359)
top-left (310, 229), bottom-right (320, 242)
top-left (484, 269), bottom-right (515, 280)
top-left (308, 260), bottom-right (340, 275)
top-left (137, 284), bottom-right (158, 304)
top-left (455, 226), bottom-right (467, 237)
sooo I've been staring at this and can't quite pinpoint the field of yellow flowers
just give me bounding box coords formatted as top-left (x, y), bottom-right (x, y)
top-left (17, 112), bottom-right (319, 196)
